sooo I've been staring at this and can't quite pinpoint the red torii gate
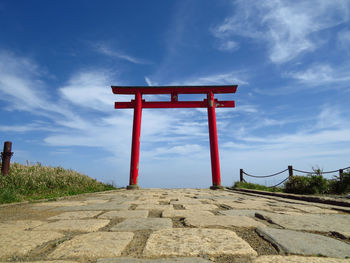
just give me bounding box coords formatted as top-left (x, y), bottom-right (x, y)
top-left (112, 85), bottom-right (237, 189)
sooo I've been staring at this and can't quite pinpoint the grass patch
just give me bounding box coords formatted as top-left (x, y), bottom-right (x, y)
top-left (234, 169), bottom-right (350, 195)
top-left (233, 181), bottom-right (283, 192)
top-left (0, 162), bottom-right (116, 204)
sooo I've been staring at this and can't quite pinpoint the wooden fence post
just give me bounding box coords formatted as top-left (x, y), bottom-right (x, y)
top-left (339, 169), bottom-right (344, 182)
top-left (1, 141), bottom-right (14, 176)
top-left (240, 169), bottom-right (244, 182)
top-left (288, 165), bottom-right (293, 178)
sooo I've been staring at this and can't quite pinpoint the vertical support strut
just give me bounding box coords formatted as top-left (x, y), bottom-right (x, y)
top-left (207, 92), bottom-right (223, 189)
top-left (128, 92), bottom-right (142, 189)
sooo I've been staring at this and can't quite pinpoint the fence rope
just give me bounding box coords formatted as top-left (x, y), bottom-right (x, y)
top-left (268, 177), bottom-right (289, 188)
top-left (243, 168), bottom-right (288, 178)
top-left (293, 166), bottom-right (350, 175)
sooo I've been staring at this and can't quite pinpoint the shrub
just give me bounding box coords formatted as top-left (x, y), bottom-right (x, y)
top-left (328, 170), bottom-right (350, 194)
top-left (284, 173), bottom-right (328, 194)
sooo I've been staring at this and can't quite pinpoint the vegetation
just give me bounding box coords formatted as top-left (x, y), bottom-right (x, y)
top-left (234, 169), bottom-right (350, 195)
top-left (0, 162), bottom-right (116, 204)
top-left (233, 181), bottom-right (283, 192)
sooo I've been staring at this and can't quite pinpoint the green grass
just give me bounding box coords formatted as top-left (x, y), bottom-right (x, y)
top-left (233, 181), bottom-right (283, 192)
top-left (0, 162), bottom-right (116, 204)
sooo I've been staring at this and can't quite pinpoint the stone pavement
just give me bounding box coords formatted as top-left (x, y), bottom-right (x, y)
top-left (0, 188), bottom-right (350, 263)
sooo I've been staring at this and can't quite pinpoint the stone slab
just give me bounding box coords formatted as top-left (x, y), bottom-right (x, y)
top-left (290, 205), bottom-right (338, 214)
top-left (2, 261), bottom-right (79, 263)
top-left (219, 209), bottom-right (264, 217)
top-left (185, 215), bottom-right (265, 228)
top-left (111, 218), bottom-right (172, 231)
top-left (34, 219), bottom-right (110, 232)
top-left (135, 204), bottom-right (174, 210)
top-left (253, 255), bottom-right (350, 263)
top-left (0, 230), bottom-right (64, 257)
top-left (182, 204), bottom-right (218, 211)
top-left (256, 227), bottom-right (350, 258)
top-left (0, 220), bottom-right (44, 231)
top-left (33, 201), bottom-right (87, 207)
top-left (49, 232), bottom-right (134, 259)
top-left (99, 210), bottom-right (149, 219)
top-left (255, 212), bottom-right (350, 233)
top-left (98, 258), bottom-right (213, 263)
top-left (54, 202), bottom-right (130, 211)
top-left (48, 211), bottom-right (102, 220)
top-left (162, 210), bottom-right (214, 218)
top-left (143, 228), bottom-right (257, 257)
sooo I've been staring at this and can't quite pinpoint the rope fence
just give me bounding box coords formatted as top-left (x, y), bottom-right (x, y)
top-left (240, 165), bottom-right (349, 188)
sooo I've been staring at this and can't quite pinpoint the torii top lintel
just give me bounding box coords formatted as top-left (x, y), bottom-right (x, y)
top-left (112, 85), bottom-right (237, 109)
top-left (112, 85), bottom-right (237, 95)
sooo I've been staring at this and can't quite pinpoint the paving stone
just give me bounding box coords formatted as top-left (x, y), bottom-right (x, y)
top-left (97, 257), bottom-right (213, 263)
top-left (162, 210), bottom-right (214, 218)
top-left (290, 205), bottom-right (338, 214)
top-left (48, 211), bottom-right (102, 220)
top-left (111, 218), bottom-right (172, 231)
top-left (255, 211), bottom-right (350, 233)
top-left (256, 227), bottom-right (350, 258)
top-left (0, 230), bottom-right (64, 257)
top-left (33, 219), bottom-right (110, 232)
top-left (185, 215), bottom-right (265, 228)
top-left (219, 209), bottom-right (264, 217)
top-left (253, 255), bottom-right (350, 263)
top-left (125, 199), bottom-right (160, 205)
top-left (0, 261), bottom-right (79, 263)
top-left (33, 201), bottom-right (87, 207)
top-left (85, 199), bottom-right (109, 204)
top-left (99, 210), bottom-right (149, 219)
top-left (182, 204), bottom-right (218, 210)
top-left (135, 204), bottom-right (174, 210)
top-left (0, 220), bottom-right (44, 231)
top-left (215, 201), bottom-right (269, 210)
top-left (143, 228), bottom-right (257, 257)
top-left (54, 202), bottom-right (130, 211)
top-left (49, 232), bottom-right (134, 260)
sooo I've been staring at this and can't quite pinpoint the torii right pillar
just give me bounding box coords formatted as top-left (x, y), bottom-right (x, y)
top-left (207, 91), bottom-right (222, 189)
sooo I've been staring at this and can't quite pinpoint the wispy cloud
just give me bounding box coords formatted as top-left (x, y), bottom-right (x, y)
top-left (169, 71), bottom-right (248, 86)
top-left (59, 70), bottom-right (116, 112)
top-left (212, 0), bottom-right (350, 63)
top-left (286, 63), bottom-right (350, 86)
top-left (94, 42), bottom-right (151, 64)
top-left (337, 30), bottom-right (350, 53)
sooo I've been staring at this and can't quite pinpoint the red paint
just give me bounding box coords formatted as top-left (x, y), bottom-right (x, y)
top-left (115, 100), bottom-right (235, 109)
top-left (129, 92), bottom-right (142, 186)
top-left (112, 85), bottom-right (237, 189)
top-left (207, 91), bottom-right (221, 187)
top-left (112, 85), bottom-right (237, 95)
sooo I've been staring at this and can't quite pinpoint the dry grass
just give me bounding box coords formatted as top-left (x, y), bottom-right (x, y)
top-left (0, 162), bottom-right (115, 204)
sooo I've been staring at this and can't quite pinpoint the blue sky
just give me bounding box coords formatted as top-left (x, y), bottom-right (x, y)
top-left (1, 0), bottom-right (350, 188)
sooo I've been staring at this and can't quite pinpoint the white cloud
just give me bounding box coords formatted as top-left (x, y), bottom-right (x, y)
top-left (0, 51), bottom-right (49, 111)
top-left (59, 71), bottom-right (116, 112)
top-left (213, 0), bottom-right (350, 63)
top-left (94, 42), bottom-right (151, 64)
top-left (286, 64), bottom-right (350, 85)
top-left (169, 71), bottom-right (248, 86)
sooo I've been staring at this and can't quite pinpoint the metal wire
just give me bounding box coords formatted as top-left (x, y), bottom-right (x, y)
top-left (243, 168), bottom-right (288, 178)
